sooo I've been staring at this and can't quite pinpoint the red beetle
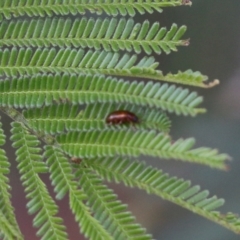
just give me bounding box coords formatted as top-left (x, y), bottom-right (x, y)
top-left (106, 110), bottom-right (139, 125)
top-left (71, 157), bottom-right (82, 164)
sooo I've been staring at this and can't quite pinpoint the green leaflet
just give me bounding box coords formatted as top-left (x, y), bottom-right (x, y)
top-left (0, 119), bottom-right (22, 240)
top-left (57, 130), bottom-right (229, 169)
top-left (0, 47), bottom-right (217, 87)
top-left (0, 73), bottom-right (205, 116)
top-left (44, 146), bottom-right (113, 240)
top-left (0, 17), bottom-right (188, 55)
top-left (10, 123), bottom-right (68, 240)
top-left (24, 103), bottom-right (171, 134)
top-left (85, 157), bottom-right (240, 234)
top-left (77, 168), bottom-right (152, 239)
top-left (0, 0), bottom-right (191, 19)
top-left (0, 212), bottom-right (21, 240)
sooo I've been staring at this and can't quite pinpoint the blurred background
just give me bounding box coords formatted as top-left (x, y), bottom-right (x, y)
top-left (2, 0), bottom-right (240, 239)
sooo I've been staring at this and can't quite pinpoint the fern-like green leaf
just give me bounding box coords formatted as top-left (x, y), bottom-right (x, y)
top-left (57, 130), bottom-right (229, 169)
top-left (164, 70), bottom-right (220, 88)
top-left (0, 0), bottom-right (192, 19)
top-left (44, 146), bottom-right (78, 201)
top-left (23, 103), bottom-right (171, 134)
top-left (44, 146), bottom-right (113, 240)
top-left (10, 122), bottom-right (68, 240)
top-left (85, 157), bottom-right (240, 234)
top-left (0, 17), bottom-right (189, 55)
top-left (0, 47), bottom-right (217, 87)
top-left (0, 211), bottom-right (21, 240)
top-left (0, 47), bottom-right (157, 77)
top-left (0, 119), bottom-right (22, 239)
top-left (76, 168), bottom-right (152, 240)
top-left (0, 73), bottom-right (205, 116)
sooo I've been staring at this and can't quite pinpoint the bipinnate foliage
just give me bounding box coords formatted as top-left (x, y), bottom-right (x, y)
top-left (0, 47), bottom-right (216, 87)
top-left (44, 146), bottom-right (114, 240)
top-left (10, 122), bottom-right (68, 240)
top-left (0, 74), bottom-right (205, 115)
top-left (0, 120), bottom-right (22, 239)
top-left (77, 168), bottom-right (152, 239)
top-left (0, 0), bottom-right (191, 19)
top-left (57, 130), bottom-right (227, 170)
top-left (23, 103), bottom-right (171, 133)
top-left (0, 17), bottom-right (188, 55)
top-left (0, 0), bottom-right (239, 239)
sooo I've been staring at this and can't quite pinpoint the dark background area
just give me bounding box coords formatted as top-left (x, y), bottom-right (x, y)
top-left (2, 0), bottom-right (240, 239)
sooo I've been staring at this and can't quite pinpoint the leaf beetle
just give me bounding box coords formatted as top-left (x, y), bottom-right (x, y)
top-left (106, 110), bottom-right (139, 125)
